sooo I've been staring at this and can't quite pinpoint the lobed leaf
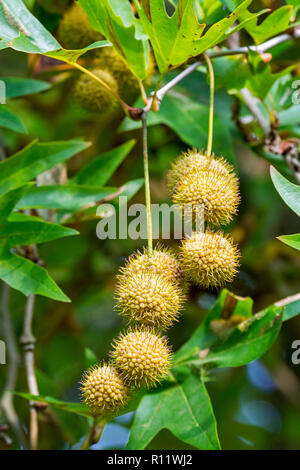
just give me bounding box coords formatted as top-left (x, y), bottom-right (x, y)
top-left (127, 371), bottom-right (220, 450)
top-left (79, 0), bottom-right (149, 79)
top-left (134, 0), bottom-right (251, 73)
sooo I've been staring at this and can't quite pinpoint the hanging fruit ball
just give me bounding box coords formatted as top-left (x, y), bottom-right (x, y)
top-left (111, 329), bottom-right (172, 388)
top-left (180, 230), bottom-right (240, 289)
top-left (167, 149), bottom-right (235, 191)
top-left (119, 246), bottom-right (182, 284)
top-left (80, 363), bottom-right (129, 416)
top-left (171, 159), bottom-right (240, 226)
top-left (73, 68), bottom-right (119, 113)
top-left (57, 3), bottom-right (103, 49)
top-left (94, 47), bottom-right (156, 103)
top-left (115, 270), bottom-right (184, 330)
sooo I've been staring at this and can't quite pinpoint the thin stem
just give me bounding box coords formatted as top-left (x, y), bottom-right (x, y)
top-left (20, 294), bottom-right (39, 450)
top-left (0, 283), bottom-right (28, 449)
top-left (81, 417), bottom-right (106, 450)
top-left (72, 62), bottom-right (129, 115)
top-left (142, 111), bottom-right (153, 255)
top-left (203, 53), bottom-right (215, 157)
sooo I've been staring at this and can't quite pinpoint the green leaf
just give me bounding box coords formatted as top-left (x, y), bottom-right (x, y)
top-left (78, 0), bottom-right (149, 79)
top-left (0, 184), bottom-right (31, 224)
top-left (277, 233), bottom-right (300, 251)
top-left (175, 290), bottom-right (282, 368)
top-left (134, 0), bottom-right (251, 73)
top-left (72, 140), bottom-right (136, 187)
top-left (270, 166), bottom-right (300, 217)
top-left (0, 0), bottom-right (110, 63)
top-left (246, 50), bottom-right (296, 100)
top-left (0, 106), bottom-right (27, 133)
top-left (221, 1), bottom-right (294, 44)
top-left (1, 77), bottom-right (50, 98)
top-left (213, 54), bottom-right (250, 91)
top-left (121, 91), bottom-right (235, 165)
top-left (62, 178), bottom-right (144, 223)
top-left (278, 105), bottom-right (300, 127)
top-left (16, 184), bottom-right (120, 211)
top-left (0, 139), bottom-right (90, 196)
top-left (127, 371), bottom-right (220, 450)
top-left (85, 348), bottom-right (98, 369)
top-left (282, 297), bottom-right (300, 322)
top-left (243, 6), bottom-right (294, 44)
top-left (0, 241), bottom-right (70, 302)
top-left (14, 392), bottom-right (91, 417)
top-left (0, 220), bottom-right (78, 246)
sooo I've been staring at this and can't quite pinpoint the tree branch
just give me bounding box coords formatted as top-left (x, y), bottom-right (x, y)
top-left (0, 283), bottom-right (28, 448)
top-left (20, 294), bottom-right (40, 450)
top-left (145, 29), bottom-right (300, 110)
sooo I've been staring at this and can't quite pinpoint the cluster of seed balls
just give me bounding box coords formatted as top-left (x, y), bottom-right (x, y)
top-left (57, 3), bottom-right (154, 113)
top-left (80, 150), bottom-right (241, 417)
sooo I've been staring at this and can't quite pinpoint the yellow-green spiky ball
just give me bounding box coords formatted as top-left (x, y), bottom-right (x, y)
top-left (94, 47), bottom-right (139, 101)
top-left (119, 246), bottom-right (182, 284)
top-left (180, 230), bottom-right (240, 289)
top-left (111, 329), bottom-right (172, 388)
top-left (172, 163), bottom-right (240, 226)
top-left (80, 364), bottom-right (129, 416)
top-left (94, 47), bottom-right (155, 103)
top-left (167, 149), bottom-right (234, 191)
top-left (115, 271), bottom-right (184, 330)
top-left (74, 68), bottom-right (119, 113)
top-left (57, 3), bottom-right (103, 49)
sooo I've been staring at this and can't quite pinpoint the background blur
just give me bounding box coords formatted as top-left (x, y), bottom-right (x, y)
top-left (0, 0), bottom-right (300, 450)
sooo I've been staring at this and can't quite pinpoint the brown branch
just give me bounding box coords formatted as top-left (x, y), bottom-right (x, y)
top-left (0, 283), bottom-right (28, 448)
top-left (275, 292), bottom-right (300, 308)
top-left (20, 294), bottom-right (40, 450)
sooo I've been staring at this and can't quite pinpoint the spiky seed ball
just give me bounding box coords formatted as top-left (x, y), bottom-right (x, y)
top-left (57, 3), bottom-right (103, 49)
top-left (115, 271), bottom-right (184, 330)
top-left (180, 230), bottom-right (240, 289)
top-left (37, 0), bottom-right (70, 14)
top-left (94, 47), bottom-right (139, 101)
top-left (111, 329), bottom-right (172, 388)
top-left (94, 47), bottom-right (155, 103)
top-left (80, 364), bottom-right (129, 416)
top-left (172, 165), bottom-right (240, 226)
top-left (167, 149), bottom-right (234, 191)
top-left (74, 69), bottom-right (119, 113)
top-left (119, 246), bottom-right (182, 283)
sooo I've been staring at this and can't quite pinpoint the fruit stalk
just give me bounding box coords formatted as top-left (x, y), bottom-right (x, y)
top-left (203, 53), bottom-right (215, 158)
top-left (142, 111), bottom-right (153, 255)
